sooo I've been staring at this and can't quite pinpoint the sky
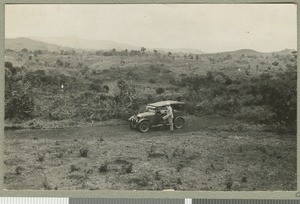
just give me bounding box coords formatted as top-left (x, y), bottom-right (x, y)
top-left (5, 4), bottom-right (297, 53)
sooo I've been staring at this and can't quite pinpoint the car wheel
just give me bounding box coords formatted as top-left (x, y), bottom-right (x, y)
top-left (174, 117), bottom-right (185, 129)
top-left (138, 121), bottom-right (150, 133)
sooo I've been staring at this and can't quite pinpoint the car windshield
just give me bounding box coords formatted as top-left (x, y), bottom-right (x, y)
top-left (145, 105), bottom-right (156, 112)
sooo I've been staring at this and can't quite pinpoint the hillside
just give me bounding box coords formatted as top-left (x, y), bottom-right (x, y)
top-left (32, 36), bottom-right (140, 51)
top-left (216, 49), bottom-right (264, 56)
top-left (5, 37), bottom-right (73, 52)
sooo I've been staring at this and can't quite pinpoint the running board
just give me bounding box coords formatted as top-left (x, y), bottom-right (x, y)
top-left (152, 124), bottom-right (169, 127)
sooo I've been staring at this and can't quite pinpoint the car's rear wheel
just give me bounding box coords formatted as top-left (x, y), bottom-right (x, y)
top-left (138, 120), bottom-right (150, 133)
top-left (174, 117), bottom-right (185, 129)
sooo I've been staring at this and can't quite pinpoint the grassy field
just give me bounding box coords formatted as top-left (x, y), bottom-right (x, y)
top-left (4, 116), bottom-right (296, 191)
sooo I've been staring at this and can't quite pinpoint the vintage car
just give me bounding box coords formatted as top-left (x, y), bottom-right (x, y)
top-left (129, 100), bottom-right (185, 133)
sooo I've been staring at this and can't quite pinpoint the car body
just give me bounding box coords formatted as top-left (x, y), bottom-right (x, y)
top-left (129, 100), bottom-right (185, 132)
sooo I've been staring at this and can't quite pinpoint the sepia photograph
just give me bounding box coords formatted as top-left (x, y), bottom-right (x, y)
top-left (3, 4), bottom-right (297, 191)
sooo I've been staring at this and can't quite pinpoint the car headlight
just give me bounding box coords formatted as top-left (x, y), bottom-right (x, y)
top-left (129, 116), bottom-right (138, 122)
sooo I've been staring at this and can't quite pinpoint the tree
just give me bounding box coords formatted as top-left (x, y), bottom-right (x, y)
top-left (115, 80), bottom-right (137, 108)
top-left (5, 61), bottom-right (13, 69)
top-left (141, 47), bottom-right (146, 54)
top-left (113, 80), bottom-right (139, 119)
top-left (5, 69), bottom-right (35, 119)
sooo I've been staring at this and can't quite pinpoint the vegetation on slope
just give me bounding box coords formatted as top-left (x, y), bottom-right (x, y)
top-left (4, 46), bottom-right (297, 132)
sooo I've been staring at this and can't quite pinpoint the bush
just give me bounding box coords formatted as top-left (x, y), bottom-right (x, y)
top-left (79, 148), bottom-right (88, 157)
top-left (56, 59), bottom-right (64, 67)
top-left (102, 85), bottom-right (109, 93)
top-left (89, 82), bottom-right (103, 92)
top-left (70, 164), bottom-right (81, 172)
top-left (5, 79), bottom-right (35, 120)
top-left (15, 166), bottom-right (24, 175)
top-left (156, 87), bottom-right (165, 94)
top-left (33, 50), bottom-right (43, 55)
top-left (37, 153), bottom-right (45, 162)
top-left (99, 163), bottom-right (108, 173)
top-left (5, 61), bottom-right (13, 69)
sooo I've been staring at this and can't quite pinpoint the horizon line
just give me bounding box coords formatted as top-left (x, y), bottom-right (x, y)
top-left (5, 36), bottom-right (297, 54)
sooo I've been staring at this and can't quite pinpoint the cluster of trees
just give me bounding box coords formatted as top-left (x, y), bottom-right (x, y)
top-left (95, 48), bottom-right (145, 57)
top-left (5, 62), bottom-right (35, 120)
top-left (93, 47), bottom-right (202, 60)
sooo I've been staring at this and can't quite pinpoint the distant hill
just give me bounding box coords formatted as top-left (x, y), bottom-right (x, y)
top-left (157, 48), bottom-right (204, 55)
top-left (275, 49), bottom-right (296, 55)
top-left (212, 49), bottom-right (296, 56)
top-left (33, 36), bottom-right (206, 54)
top-left (5, 37), bottom-right (72, 52)
top-left (5, 37), bottom-right (294, 56)
top-left (32, 36), bottom-right (140, 51)
top-left (212, 49), bottom-right (265, 56)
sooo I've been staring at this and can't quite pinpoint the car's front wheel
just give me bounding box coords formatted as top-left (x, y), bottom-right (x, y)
top-left (138, 120), bottom-right (150, 133)
top-left (174, 117), bottom-right (185, 129)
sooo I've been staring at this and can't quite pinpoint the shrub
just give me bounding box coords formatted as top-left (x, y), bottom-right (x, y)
top-left (99, 162), bottom-right (108, 173)
top-left (15, 166), bottom-right (24, 175)
top-left (89, 82), bottom-right (103, 92)
top-left (148, 79), bottom-right (156, 84)
top-left (156, 87), bottom-right (165, 94)
top-left (33, 50), bottom-right (43, 55)
top-left (5, 89), bottom-right (35, 119)
top-left (56, 152), bottom-right (63, 158)
top-left (37, 153), bottom-right (45, 162)
top-left (241, 176), bottom-right (247, 183)
top-left (56, 59), bottom-right (64, 67)
top-left (119, 161), bottom-right (133, 174)
top-left (79, 148), bottom-right (88, 157)
top-left (70, 165), bottom-right (81, 172)
top-left (129, 174), bottom-right (150, 187)
top-left (5, 61), bottom-right (13, 69)
top-left (102, 85), bottom-right (109, 93)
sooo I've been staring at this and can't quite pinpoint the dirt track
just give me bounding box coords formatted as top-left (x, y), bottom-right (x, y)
top-left (4, 116), bottom-right (297, 191)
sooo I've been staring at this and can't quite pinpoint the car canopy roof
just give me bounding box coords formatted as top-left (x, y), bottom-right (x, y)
top-left (148, 100), bottom-right (185, 107)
